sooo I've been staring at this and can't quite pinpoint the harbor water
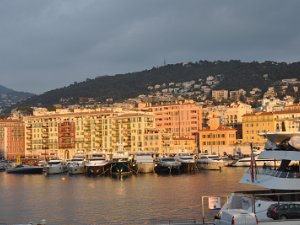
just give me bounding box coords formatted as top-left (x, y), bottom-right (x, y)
top-left (0, 167), bottom-right (257, 225)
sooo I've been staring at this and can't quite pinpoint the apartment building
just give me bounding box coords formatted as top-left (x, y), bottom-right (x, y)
top-left (242, 112), bottom-right (274, 144)
top-left (212, 90), bottom-right (229, 102)
top-left (107, 112), bottom-right (156, 153)
top-left (199, 125), bottom-right (237, 155)
top-left (0, 119), bottom-right (25, 160)
top-left (242, 109), bottom-right (300, 145)
top-left (145, 100), bottom-right (202, 139)
top-left (23, 107), bottom-right (158, 159)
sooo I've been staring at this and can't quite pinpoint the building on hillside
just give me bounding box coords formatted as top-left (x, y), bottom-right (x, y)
top-left (223, 102), bottom-right (253, 139)
top-left (0, 120), bottom-right (25, 160)
top-left (212, 90), bottom-right (229, 102)
top-left (229, 89), bottom-right (246, 101)
top-left (285, 103), bottom-right (300, 111)
top-left (198, 125), bottom-right (237, 156)
top-left (144, 100), bottom-right (202, 139)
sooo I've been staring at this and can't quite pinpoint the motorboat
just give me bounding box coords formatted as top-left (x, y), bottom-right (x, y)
top-left (111, 150), bottom-right (133, 175)
top-left (6, 164), bottom-right (44, 174)
top-left (134, 152), bottom-right (154, 173)
top-left (68, 155), bottom-right (86, 175)
top-left (85, 153), bottom-right (110, 176)
top-left (44, 159), bottom-right (68, 175)
top-left (230, 155), bottom-right (277, 167)
top-left (197, 154), bottom-right (226, 170)
top-left (154, 156), bottom-right (181, 174)
top-left (174, 152), bottom-right (197, 173)
top-left (218, 130), bottom-right (300, 222)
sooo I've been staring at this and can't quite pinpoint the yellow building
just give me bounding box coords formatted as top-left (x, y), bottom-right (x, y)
top-left (242, 112), bottom-right (274, 144)
top-left (242, 109), bottom-right (300, 145)
top-left (24, 108), bottom-right (115, 159)
top-left (23, 108), bottom-right (157, 159)
top-left (107, 112), bottom-right (156, 153)
top-left (199, 125), bottom-right (237, 155)
top-left (169, 137), bottom-right (196, 154)
top-left (273, 109), bottom-right (300, 132)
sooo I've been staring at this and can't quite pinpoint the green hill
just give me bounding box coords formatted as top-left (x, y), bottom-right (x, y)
top-left (13, 60), bottom-right (300, 107)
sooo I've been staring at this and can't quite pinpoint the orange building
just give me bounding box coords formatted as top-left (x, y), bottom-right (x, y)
top-left (199, 125), bottom-right (237, 155)
top-left (145, 100), bottom-right (202, 139)
top-left (0, 120), bottom-right (25, 160)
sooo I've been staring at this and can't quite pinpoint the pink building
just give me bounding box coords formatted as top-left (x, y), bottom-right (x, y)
top-left (146, 101), bottom-right (202, 139)
top-left (0, 120), bottom-right (25, 160)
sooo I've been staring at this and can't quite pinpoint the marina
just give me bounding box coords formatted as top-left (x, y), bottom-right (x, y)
top-left (0, 167), bottom-right (252, 225)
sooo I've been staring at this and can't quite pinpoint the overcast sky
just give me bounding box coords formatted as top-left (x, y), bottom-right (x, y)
top-left (1, 0), bottom-right (300, 94)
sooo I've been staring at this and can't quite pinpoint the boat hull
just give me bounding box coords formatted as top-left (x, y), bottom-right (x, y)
top-left (197, 161), bottom-right (225, 170)
top-left (85, 164), bottom-right (110, 176)
top-left (137, 162), bottom-right (154, 173)
top-left (180, 162), bottom-right (198, 173)
top-left (6, 166), bottom-right (44, 174)
top-left (44, 165), bottom-right (68, 175)
top-left (154, 164), bottom-right (181, 174)
top-left (68, 165), bottom-right (85, 175)
top-left (111, 161), bottom-right (132, 175)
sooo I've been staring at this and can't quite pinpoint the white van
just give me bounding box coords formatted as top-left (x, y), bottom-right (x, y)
top-left (215, 209), bottom-right (258, 225)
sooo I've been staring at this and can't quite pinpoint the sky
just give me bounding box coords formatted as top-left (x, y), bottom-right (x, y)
top-left (1, 0), bottom-right (300, 94)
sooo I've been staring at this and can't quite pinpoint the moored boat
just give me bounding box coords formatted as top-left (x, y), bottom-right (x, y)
top-left (175, 152), bottom-right (197, 173)
top-left (111, 150), bottom-right (133, 175)
top-left (6, 164), bottom-right (44, 174)
top-left (85, 153), bottom-right (110, 176)
top-left (134, 152), bottom-right (154, 173)
top-left (68, 155), bottom-right (86, 175)
top-left (197, 154), bottom-right (226, 170)
top-left (44, 159), bottom-right (68, 175)
top-left (154, 156), bottom-right (181, 174)
top-left (218, 130), bottom-right (300, 222)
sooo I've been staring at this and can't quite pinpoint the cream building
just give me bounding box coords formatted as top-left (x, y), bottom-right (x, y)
top-left (24, 107), bottom-right (157, 159)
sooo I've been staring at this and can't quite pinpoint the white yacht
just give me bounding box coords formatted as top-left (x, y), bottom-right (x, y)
top-left (68, 155), bottom-right (86, 175)
top-left (85, 153), bottom-right (110, 176)
top-left (154, 156), bottom-right (181, 174)
top-left (174, 152), bottom-right (197, 172)
top-left (197, 154), bottom-right (226, 170)
top-left (230, 155), bottom-right (277, 167)
top-left (44, 159), bottom-right (68, 175)
top-left (220, 131), bottom-right (300, 222)
top-left (134, 153), bottom-right (154, 173)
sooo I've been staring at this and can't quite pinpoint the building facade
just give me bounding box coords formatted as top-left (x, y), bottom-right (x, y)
top-left (198, 125), bottom-right (237, 155)
top-left (0, 120), bottom-right (25, 160)
top-left (145, 101), bottom-right (202, 139)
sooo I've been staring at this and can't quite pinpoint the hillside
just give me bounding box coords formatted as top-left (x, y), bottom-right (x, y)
top-left (11, 60), bottom-right (300, 108)
top-left (0, 85), bottom-right (34, 111)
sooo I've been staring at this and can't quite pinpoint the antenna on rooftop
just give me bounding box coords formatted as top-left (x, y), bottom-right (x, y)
top-left (164, 57), bottom-right (166, 66)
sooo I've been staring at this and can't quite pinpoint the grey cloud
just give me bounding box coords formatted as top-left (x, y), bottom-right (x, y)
top-left (0, 0), bottom-right (300, 94)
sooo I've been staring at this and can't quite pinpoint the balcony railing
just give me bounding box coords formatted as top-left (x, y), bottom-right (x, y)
top-left (248, 168), bottom-right (300, 179)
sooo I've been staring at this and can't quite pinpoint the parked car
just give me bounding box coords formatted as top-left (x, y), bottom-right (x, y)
top-left (267, 203), bottom-right (300, 220)
top-left (215, 209), bottom-right (258, 225)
